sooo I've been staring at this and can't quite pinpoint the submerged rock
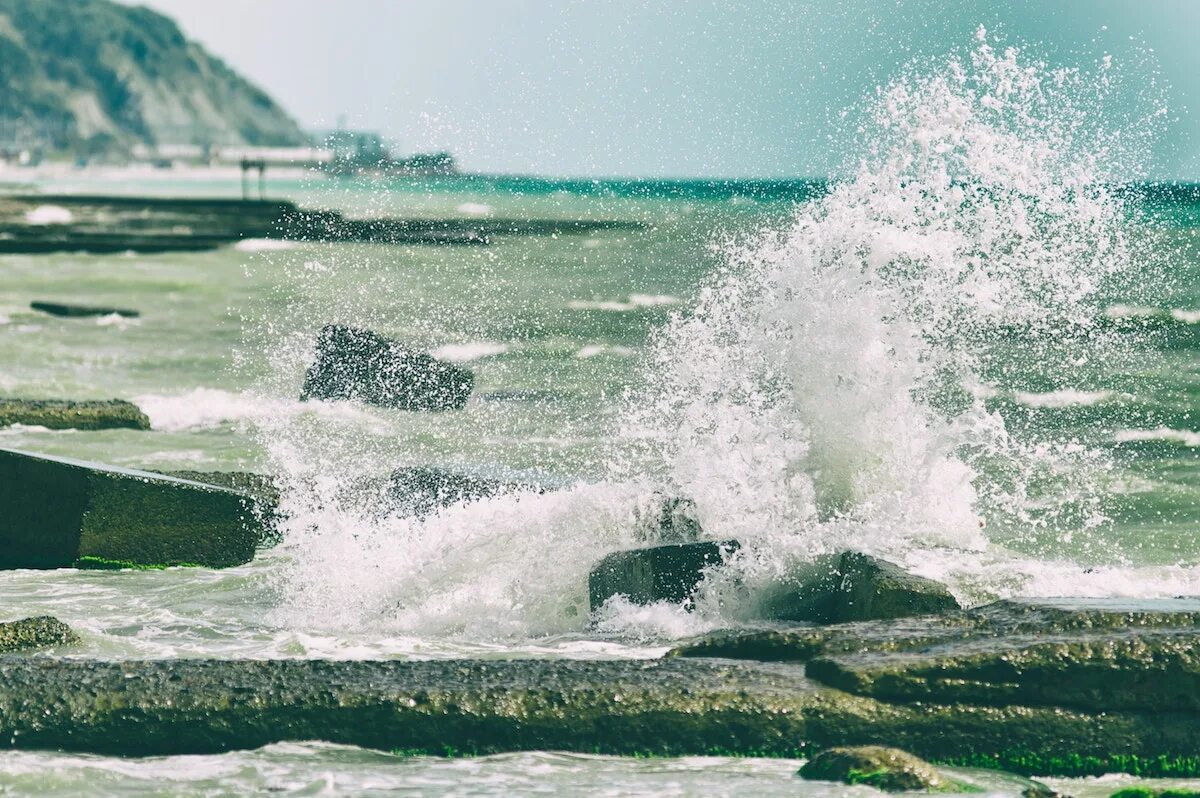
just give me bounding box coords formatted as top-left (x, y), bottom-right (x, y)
top-left (762, 551), bottom-right (960, 623)
top-left (588, 540), bottom-right (740, 611)
top-left (0, 447), bottom-right (269, 569)
top-left (799, 746), bottom-right (952, 792)
top-left (30, 301), bottom-right (139, 319)
top-left (0, 617), bottom-right (79, 651)
top-left (300, 324), bottom-right (474, 411)
top-left (0, 398), bottom-right (150, 431)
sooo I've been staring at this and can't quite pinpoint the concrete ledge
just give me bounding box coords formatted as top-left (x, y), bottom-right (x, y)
top-left (0, 448), bottom-right (267, 569)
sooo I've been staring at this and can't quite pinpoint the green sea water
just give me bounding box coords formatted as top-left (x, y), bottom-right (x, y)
top-left (2, 165), bottom-right (1200, 793)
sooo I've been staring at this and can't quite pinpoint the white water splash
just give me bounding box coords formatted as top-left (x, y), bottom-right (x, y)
top-left (261, 31), bottom-right (1171, 641)
top-left (620, 28), bottom-right (1162, 612)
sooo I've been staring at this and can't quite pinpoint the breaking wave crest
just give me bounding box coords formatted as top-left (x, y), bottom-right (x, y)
top-left (259, 30), bottom-right (1173, 641)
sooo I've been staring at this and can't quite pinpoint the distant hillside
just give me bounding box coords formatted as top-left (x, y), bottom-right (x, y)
top-left (0, 0), bottom-right (307, 157)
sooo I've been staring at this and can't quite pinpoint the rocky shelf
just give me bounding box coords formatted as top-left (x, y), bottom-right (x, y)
top-left (0, 598), bottom-right (1196, 776)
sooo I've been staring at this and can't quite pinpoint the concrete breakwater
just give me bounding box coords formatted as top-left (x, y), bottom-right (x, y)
top-left (0, 194), bottom-right (646, 253)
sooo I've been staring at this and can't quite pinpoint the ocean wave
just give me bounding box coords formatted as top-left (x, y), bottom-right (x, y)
top-left (430, 342), bottom-right (509, 362)
top-left (456, 202), bottom-right (492, 216)
top-left (1171, 309), bottom-right (1200, 324)
top-left (24, 204), bottom-right (72, 225)
top-left (568, 294), bottom-right (681, 312)
top-left (234, 238), bottom-right (299, 252)
top-left (135, 388), bottom-right (386, 433)
top-left (1104, 304), bottom-right (1161, 319)
top-left (1114, 428), bottom-right (1200, 447)
top-left (576, 344), bottom-right (637, 359)
top-left (1012, 389), bottom-right (1113, 408)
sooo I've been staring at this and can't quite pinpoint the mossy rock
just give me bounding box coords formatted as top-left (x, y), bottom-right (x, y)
top-left (0, 398), bottom-right (149, 431)
top-left (0, 448), bottom-right (269, 569)
top-left (588, 540), bottom-right (740, 610)
top-left (0, 617), bottom-right (79, 651)
top-left (799, 746), bottom-right (957, 791)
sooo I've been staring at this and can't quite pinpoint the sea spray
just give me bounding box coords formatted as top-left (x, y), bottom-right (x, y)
top-left (622, 28), bottom-right (1168, 612)
top-left (254, 30), bottom-right (1176, 640)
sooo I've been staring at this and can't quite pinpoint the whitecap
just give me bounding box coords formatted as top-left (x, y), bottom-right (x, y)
top-left (430, 342), bottom-right (509, 362)
top-left (134, 388), bottom-right (384, 433)
top-left (568, 294), bottom-right (680, 312)
top-left (1013, 389), bottom-right (1112, 408)
top-left (1114, 428), bottom-right (1200, 447)
top-left (23, 204), bottom-right (73, 225)
top-left (1170, 309), bottom-right (1200, 324)
top-left (1105, 304), bottom-right (1161, 319)
top-left (234, 238), bottom-right (298, 252)
top-left (456, 202), bottom-right (492, 216)
top-left (576, 344), bottom-right (637, 359)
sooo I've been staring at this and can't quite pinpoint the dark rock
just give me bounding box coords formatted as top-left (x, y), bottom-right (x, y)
top-left (0, 617), bottom-right (79, 651)
top-left (588, 540), bottom-right (740, 611)
top-left (162, 470), bottom-right (280, 505)
top-left (0, 398), bottom-right (150, 431)
top-left (380, 466), bottom-right (533, 517)
top-left (632, 493), bottom-right (703, 544)
top-left (31, 301), bottom-right (139, 319)
top-left (0, 447), bottom-right (268, 569)
top-left (798, 746), bottom-right (953, 791)
top-left (300, 325), bottom-right (474, 411)
top-left (761, 551), bottom-right (960, 623)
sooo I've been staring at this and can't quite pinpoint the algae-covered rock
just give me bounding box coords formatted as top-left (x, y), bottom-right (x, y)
top-left (761, 551), bottom-right (960, 623)
top-left (588, 540), bottom-right (740, 611)
top-left (0, 447), bottom-right (268, 569)
top-left (0, 398), bottom-right (150, 431)
top-left (30, 301), bottom-right (139, 319)
top-left (0, 617), bottom-right (79, 651)
top-left (301, 324), bottom-right (474, 411)
top-left (799, 746), bottom-right (952, 791)
top-left (162, 470), bottom-right (280, 505)
top-left (0, 655), bottom-right (1193, 770)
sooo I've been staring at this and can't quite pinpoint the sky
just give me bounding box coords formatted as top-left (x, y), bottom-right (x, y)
top-left (130, 0), bottom-right (1200, 179)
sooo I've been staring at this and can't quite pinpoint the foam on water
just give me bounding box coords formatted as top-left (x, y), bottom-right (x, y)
top-left (430, 342), bottom-right (510, 362)
top-left (258, 30), bottom-right (1180, 642)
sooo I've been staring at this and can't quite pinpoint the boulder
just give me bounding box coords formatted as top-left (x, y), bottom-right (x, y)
top-left (379, 466), bottom-right (534, 517)
top-left (300, 324), bottom-right (474, 411)
top-left (799, 746), bottom-right (952, 791)
top-left (588, 540), bottom-right (740, 611)
top-left (0, 616), bottom-right (78, 651)
top-left (0, 447), bottom-right (268, 569)
top-left (30, 301), bottom-right (139, 319)
top-left (761, 551), bottom-right (960, 623)
top-left (0, 398), bottom-right (150, 431)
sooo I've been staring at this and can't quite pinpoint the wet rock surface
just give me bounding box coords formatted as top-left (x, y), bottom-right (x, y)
top-left (588, 540), bottom-right (740, 611)
top-left (761, 551), bottom-right (961, 623)
top-left (0, 617), bottom-right (79, 652)
top-left (798, 745), bottom-right (953, 791)
top-left (0, 448), bottom-right (268, 569)
top-left (300, 324), bottom-right (474, 411)
top-left (0, 652), bottom-right (1196, 771)
top-left (0, 398), bottom-right (150, 431)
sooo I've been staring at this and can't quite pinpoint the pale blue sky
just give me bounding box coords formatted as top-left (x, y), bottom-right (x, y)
top-left (132, 0), bottom-right (1200, 179)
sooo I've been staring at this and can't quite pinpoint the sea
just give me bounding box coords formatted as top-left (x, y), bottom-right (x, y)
top-left (1, 35), bottom-right (1200, 795)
